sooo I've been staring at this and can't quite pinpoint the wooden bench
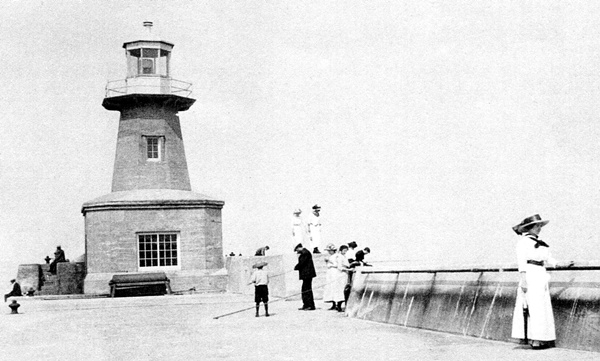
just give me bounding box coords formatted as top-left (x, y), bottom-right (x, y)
top-left (109, 272), bottom-right (172, 298)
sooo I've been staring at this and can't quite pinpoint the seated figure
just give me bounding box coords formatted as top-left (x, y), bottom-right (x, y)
top-left (49, 246), bottom-right (67, 274)
top-left (4, 279), bottom-right (22, 302)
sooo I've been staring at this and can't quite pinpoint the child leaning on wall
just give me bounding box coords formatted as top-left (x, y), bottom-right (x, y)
top-left (249, 261), bottom-right (270, 317)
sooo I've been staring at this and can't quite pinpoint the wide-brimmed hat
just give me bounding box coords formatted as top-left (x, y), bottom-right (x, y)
top-left (512, 214), bottom-right (549, 235)
top-left (294, 243), bottom-right (303, 251)
top-left (324, 243), bottom-right (337, 252)
top-left (253, 261), bottom-right (268, 268)
top-left (293, 208), bottom-right (302, 214)
top-left (312, 204), bottom-right (321, 210)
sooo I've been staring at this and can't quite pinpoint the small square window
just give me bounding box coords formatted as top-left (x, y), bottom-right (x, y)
top-left (146, 137), bottom-right (162, 161)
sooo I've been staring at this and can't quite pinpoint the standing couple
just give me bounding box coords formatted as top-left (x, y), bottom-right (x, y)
top-left (292, 204), bottom-right (322, 254)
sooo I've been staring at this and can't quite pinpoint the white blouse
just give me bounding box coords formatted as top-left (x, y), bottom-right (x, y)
top-left (516, 233), bottom-right (557, 272)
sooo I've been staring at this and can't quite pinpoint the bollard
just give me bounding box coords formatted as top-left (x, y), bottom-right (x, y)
top-left (8, 300), bottom-right (20, 314)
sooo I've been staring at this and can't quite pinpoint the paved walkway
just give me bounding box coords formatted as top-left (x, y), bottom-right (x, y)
top-left (1, 293), bottom-right (597, 361)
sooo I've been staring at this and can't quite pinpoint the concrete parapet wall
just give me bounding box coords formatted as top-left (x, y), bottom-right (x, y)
top-left (346, 264), bottom-right (600, 353)
top-left (225, 253), bottom-right (328, 300)
top-left (17, 264), bottom-right (42, 292)
top-left (57, 262), bottom-right (85, 295)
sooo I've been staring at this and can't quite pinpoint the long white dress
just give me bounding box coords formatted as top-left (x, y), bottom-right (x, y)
top-left (322, 253), bottom-right (348, 303)
top-left (511, 233), bottom-right (557, 341)
top-left (308, 213), bottom-right (322, 250)
top-left (291, 216), bottom-right (305, 246)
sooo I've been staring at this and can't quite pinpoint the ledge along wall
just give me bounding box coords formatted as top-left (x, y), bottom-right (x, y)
top-left (345, 263), bottom-right (600, 353)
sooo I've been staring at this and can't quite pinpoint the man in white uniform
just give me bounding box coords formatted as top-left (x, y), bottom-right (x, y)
top-left (307, 204), bottom-right (322, 254)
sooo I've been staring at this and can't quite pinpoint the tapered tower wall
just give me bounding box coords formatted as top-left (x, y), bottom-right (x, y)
top-left (112, 104), bottom-right (191, 192)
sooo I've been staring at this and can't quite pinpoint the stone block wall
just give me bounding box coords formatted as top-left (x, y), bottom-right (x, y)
top-left (16, 264), bottom-right (42, 293)
top-left (85, 207), bottom-right (223, 275)
top-left (57, 262), bottom-right (85, 295)
top-left (84, 205), bottom-right (225, 295)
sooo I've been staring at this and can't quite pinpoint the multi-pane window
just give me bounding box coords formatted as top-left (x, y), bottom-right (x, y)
top-left (138, 233), bottom-right (179, 268)
top-left (147, 137), bottom-right (160, 160)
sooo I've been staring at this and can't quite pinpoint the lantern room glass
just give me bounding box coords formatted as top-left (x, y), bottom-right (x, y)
top-left (126, 48), bottom-right (170, 77)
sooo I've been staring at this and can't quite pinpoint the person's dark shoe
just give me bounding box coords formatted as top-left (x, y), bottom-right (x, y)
top-left (328, 305), bottom-right (337, 310)
top-left (313, 248), bottom-right (320, 254)
top-left (265, 313), bottom-right (270, 317)
top-left (255, 313), bottom-right (259, 317)
top-left (298, 307), bottom-right (308, 310)
top-left (306, 307), bottom-right (316, 311)
top-left (531, 341), bottom-right (553, 350)
top-left (530, 341), bottom-right (544, 349)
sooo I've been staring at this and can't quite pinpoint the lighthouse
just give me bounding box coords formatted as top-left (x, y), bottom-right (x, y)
top-left (82, 22), bottom-right (226, 294)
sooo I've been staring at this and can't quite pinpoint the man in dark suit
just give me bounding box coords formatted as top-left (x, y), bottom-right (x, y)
top-left (4, 279), bottom-right (22, 302)
top-left (350, 247), bottom-right (372, 268)
top-left (294, 243), bottom-right (316, 310)
top-left (49, 245), bottom-right (66, 274)
top-left (254, 245), bottom-right (270, 256)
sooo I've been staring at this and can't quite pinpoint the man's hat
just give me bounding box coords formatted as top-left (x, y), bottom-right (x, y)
top-left (10, 279), bottom-right (15, 282)
top-left (253, 261), bottom-right (268, 269)
top-left (294, 243), bottom-right (303, 251)
top-left (348, 241), bottom-right (358, 248)
top-left (324, 243), bottom-right (337, 252)
top-left (312, 204), bottom-right (321, 210)
top-left (512, 214), bottom-right (549, 235)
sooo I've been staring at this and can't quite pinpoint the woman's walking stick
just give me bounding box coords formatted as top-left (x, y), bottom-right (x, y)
top-left (522, 295), bottom-right (529, 344)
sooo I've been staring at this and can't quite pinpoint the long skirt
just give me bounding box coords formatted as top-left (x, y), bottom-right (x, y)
top-left (511, 265), bottom-right (556, 341)
top-left (292, 225), bottom-right (305, 246)
top-left (323, 268), bottom-right (346, 303)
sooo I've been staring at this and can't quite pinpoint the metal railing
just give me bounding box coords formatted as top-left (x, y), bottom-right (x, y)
top-left (105, 77), bottom-right (193, 98)
top-left (360, 260), bottom-right (600, 274)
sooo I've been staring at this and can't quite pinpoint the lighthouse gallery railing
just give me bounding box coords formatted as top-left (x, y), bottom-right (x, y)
top-left (105, 78), bottom-right (193, 98)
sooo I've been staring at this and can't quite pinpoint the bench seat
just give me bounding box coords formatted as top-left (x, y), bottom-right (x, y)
top-left (109, 272), bottom-right (172, 297)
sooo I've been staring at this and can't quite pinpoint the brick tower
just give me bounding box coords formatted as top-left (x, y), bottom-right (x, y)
top-left (82, 22), bottom-right (226, 294)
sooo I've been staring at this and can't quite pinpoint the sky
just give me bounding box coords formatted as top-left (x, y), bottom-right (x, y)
top-left (2, 1), bottom-right (600, 281)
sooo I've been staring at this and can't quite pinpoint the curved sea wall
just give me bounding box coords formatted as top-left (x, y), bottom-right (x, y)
top-left (345, 263), bottom-right (600, 353)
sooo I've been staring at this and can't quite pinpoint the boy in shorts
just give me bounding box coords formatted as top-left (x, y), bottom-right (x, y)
top-left (249, 261), bottom-right (270, 317)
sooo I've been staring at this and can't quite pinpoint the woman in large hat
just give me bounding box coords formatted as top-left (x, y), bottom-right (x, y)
top-left (510, 214), bottom-right (570, 349)
top-left (322, 243), bottom-right (339, 310)
top-left (322, 243), bottom-right (351, 312)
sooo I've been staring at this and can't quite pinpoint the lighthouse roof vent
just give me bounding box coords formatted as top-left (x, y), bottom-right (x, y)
top-left (123, 21), bottom-right (174, 50)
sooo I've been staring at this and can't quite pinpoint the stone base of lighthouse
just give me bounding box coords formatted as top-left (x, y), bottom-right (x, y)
top-left (82, 189), bottom-right (226, 295)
